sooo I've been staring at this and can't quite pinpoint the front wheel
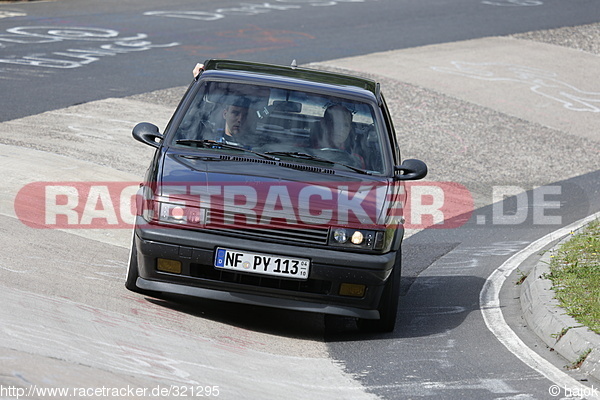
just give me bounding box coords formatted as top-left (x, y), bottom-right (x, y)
top-left (357, 255), bottom-right (401, 333)
top-left (125, 235), bottom-right (160, 297)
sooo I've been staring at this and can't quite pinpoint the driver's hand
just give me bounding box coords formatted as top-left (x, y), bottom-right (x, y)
top-left (193, 63), bottom-right (205, 78)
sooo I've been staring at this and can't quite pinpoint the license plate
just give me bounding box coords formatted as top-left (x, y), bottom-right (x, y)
top-left (214, 247), bottom-right (310, 280)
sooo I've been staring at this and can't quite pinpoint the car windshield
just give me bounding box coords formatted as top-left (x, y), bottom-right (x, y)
top-left (171, 80), bottom-right (387, 174)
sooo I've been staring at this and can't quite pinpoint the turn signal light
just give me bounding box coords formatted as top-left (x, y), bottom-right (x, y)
top-left (339, 283), bottom-right (366, 298)
top-left (157, 258), bottom-right (182, 274)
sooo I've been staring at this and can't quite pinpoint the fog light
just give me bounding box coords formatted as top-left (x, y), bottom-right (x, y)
top-left (157, 258), bottom-right (182, 274)
top-left (339, 283), bottom-right (366, 297)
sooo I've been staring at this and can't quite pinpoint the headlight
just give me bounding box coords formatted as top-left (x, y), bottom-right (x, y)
top-left (351, 231), bottom-right (364, 245)
top-left (332, 228), bottom-right (348, 243)
top-left (158, 201), bottom-right (206, 226)
top-left (140, 187), bottom-right (206, 227)
top-left (328, 227), bottom-right (385, 250)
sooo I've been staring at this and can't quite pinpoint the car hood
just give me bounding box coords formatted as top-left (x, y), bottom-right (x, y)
top-left (157, 152), bottom-right (394, 228)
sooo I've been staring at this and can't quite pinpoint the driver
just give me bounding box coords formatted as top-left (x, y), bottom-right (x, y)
top-left (193, 63), bottom-right (258, 148)
top-left (215, 97), bottom-right (254, 149)
top-left (218, 98), bottom-right (251, 146)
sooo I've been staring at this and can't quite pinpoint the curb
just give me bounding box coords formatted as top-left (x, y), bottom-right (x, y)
top-left (520, 228), bottom-right (600, 382)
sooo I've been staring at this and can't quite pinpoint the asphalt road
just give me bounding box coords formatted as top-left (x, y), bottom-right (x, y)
top-left (1, 0), bottom-right (599, 121)
top-left (1, 1), bottom-right (600, 399)
top-left (317, 28), bottom-right (600, 397)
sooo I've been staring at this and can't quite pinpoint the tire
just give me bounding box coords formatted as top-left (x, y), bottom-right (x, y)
top-left (357, 254), bottom-right (401, 333)
top-left (125, 235), bottom-right (160, 297)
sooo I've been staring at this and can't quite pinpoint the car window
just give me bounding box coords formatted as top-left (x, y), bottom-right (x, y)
top-left (171, 81), bottom-right (387, 174)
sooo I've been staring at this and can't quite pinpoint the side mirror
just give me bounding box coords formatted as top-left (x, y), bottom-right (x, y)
top-left (132, 123), bottom-right (163, 148)
top-left (394, 159), bottom-right (428, 181)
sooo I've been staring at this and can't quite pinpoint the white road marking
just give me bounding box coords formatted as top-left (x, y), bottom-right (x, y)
top-left (480, 211), bottom-right (600, 399)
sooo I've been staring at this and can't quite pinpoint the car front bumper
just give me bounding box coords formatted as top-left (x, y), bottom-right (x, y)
top-left (134, 222), bottom-right (399, 319)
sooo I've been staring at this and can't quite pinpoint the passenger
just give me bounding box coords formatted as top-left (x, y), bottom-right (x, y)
top-left (319, 105), bottom-right (353, 149)
top-left (316, 104), bottom-right (365, 168)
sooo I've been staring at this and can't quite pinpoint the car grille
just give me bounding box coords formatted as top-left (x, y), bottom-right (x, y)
top-left (206, 209), bottom-right (330, 245)
top-left (190, 263), bottom-right (332, 295)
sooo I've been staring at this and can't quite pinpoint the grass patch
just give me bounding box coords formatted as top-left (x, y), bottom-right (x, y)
top-left (515, 268), bottom-right (528, 285)
top-left (546, 220), bottom-right (600, 335)
top-left (568, 348), bottom-right (592, 370)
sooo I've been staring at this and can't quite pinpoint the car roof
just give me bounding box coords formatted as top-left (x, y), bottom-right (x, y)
top-left (201, 59), bottom-right (381, 103)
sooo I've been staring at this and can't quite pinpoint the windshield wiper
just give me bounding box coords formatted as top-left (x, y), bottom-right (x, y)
top-left (264, 151), bottom-right (371, 175)
top-left (175, 139), bottom-right (280, 161)
top-left (264, 151), bottom-right (330, 162)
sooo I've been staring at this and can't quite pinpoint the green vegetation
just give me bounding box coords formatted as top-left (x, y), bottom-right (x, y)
top-left (568, 348), bottom-right (593, 370)
top-left (547, 220), bottom-right (600, 335)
